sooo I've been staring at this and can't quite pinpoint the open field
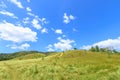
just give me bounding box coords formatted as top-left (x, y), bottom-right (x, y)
top-left (0, 50), bottom-right (120, 80)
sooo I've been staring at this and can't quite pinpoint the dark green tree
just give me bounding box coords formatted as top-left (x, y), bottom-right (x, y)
top-left (100, 48), bottom-right (105, 52)
top-left (112, 49), bottom-right (119, 53)
top-left (74, 47), bottom-right (77, 50)
top-left (95, 45), bottom-right (100, 52)
top-left (89, 46), bottom-right (95, 52)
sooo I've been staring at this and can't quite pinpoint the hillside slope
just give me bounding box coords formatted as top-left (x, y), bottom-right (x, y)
top-left (0, 50), bottom-right (120, 80)
top-left (0, 51), bottom-right (45, 61)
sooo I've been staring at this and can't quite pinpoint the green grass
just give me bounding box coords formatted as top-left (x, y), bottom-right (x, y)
top-left (0, 50), bottom-right (120, 80)
top-left (13, 53), bottom-right (45, 60)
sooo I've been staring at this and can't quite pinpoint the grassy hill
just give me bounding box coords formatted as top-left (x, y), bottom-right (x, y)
top-left (0, 50), bottom-right (120, 80)
top-left (13, 53), bottom-right (45, 60)
top-left (0, 51), bottom-right (45, 61)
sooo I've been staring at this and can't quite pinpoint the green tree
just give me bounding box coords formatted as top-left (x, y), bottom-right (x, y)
top-left (89, 47), bottom-right (95, 52)
top-left (95, 45), bottom-right (100, 52)
top-left (100, 48), bottom-right (106, 52)
top-left (74, 47), bottom-right (77, 50)
top-left (112, 49), bottom-right (119, 53)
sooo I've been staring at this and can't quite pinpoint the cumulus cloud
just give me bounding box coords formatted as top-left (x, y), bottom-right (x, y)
top-left (7, 43), bottom-right (30, 50)
top-left (81, 37), bottom-right (120, 50)
top-left (9, 0), bottom-right (24, 8)
top-left (41, 28), bottom-right (48, 34)
top-left (63, 13), bottom-right (75, 24)
top-left (54, 37), bottom-right (75, 51)
top-left (32, 18), bottom-right (42, 29)
top-left (46, 44), bottom-right (55, 52)
top-left (27, 13), bottom-right (48, 27)
top-left (0, 21), bottom-right (37, 43)
top-left (26, 7), bottom-right (32, 12)
top-left (55, 29), bottom-right (63, 34)
top-left (0, 10), bottom-right (18, 19)
top-left (46, 37), bottom-right (75, 51)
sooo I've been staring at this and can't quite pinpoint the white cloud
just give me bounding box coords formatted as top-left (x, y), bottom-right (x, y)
top-left (27, 13), bottom-right (48, 27)
top-left (32, 18), bottom-right (42, 30)
top-left (26, 7), bottom-right (32, 12)
top-left (54, 37), bottom-right (75, 51)
top-left (9, 0), bottom-right (24, 8)
top-left (23, 17), bottom-right (30, 24)
top-left (46, 44), bottom-right (54, 52)
top-left (55, 29), bottom-right (63, 34)
top-left (41, 28), bottom-right (48, 34)
top-left (0, 10), bottom-right (18, 19)
top-left (63, 13), bottom-right (75, 24)
top-left (46, 37), bottom-right (75, 51)
top-left (40, 18), bottom-right (48, 25)
top-left (69, 15), bottom-right (75, 20)
top-left (0, 21), bottom-right (37, 43)
top-left (27, 12), bottom-right (35, 17)
top-left (8, 43), bottom-right (30, 50)
top-left (81, 37), bottom-right (120, 50)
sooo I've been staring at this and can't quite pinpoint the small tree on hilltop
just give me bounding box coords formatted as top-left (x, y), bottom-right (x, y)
top-left (74, 47), bottom-right (77, 50)
top-left (100, 48), bottom-right (106, 52)
top-left (89, 46), bottom-right (95, 52)
top-left (95, 45), bottom-right (100, 52)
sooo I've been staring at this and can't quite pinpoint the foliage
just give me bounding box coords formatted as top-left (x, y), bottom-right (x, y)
top-left (89, 46), bottom-right (96, 52)
top-left (89, 46), bottom-right (119, 54)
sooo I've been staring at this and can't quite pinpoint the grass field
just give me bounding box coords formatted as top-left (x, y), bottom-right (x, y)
top-left (0, 50), bottom-right (120, 80)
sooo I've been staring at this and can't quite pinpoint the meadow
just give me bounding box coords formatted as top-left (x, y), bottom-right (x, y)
top-left (0, 50), bottom-right (120, 80)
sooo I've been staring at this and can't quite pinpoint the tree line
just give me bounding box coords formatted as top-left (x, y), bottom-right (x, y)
top-left (89, 45), bottom-right (119, 53)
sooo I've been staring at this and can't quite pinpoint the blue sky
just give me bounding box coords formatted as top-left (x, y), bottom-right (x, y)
top-left (0, 0), bottom-right (120, 53)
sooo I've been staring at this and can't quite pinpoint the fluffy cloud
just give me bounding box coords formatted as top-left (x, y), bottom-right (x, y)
top-left (9, 0), bottom-right (24, 8)
top-left (0, 10), bottom-right (18, 19)
top-left (32, 18), bottom-right (42, 29)
top-left (55, 29), bottom-right (63, 34)
top-left (81, 37), bottom-right (120, 50)
top-left (26, 7), bottom-right (32, 12)
top-left (27, 13), bottom-right (48, 28)
top-left (0, 21), bottom-right (37, 43)
top-left (54, 37), bottom-right (75, 51)
top-left (46, 44), bottom-right (55, 52)
top-left (7, 43), bottom-right (30, 50)
top-left (46, 37), bottom-right (75, 51)
top-left (63, 13), bottom-right (75, 24)
top-left (41, 28), bottom-right (48, 34)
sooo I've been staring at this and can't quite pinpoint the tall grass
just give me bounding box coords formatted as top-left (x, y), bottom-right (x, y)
top-left (0, 50), bottom-right (120, 80)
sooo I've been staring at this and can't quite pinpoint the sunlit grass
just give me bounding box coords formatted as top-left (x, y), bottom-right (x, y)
top-left (0, 50), bottom-right (120, 80)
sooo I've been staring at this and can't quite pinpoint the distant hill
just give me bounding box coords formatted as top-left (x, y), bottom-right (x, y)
top-left (0, 51), bottom-right (46, 61)
top-left (13, 53), bottom-right (45, 60)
